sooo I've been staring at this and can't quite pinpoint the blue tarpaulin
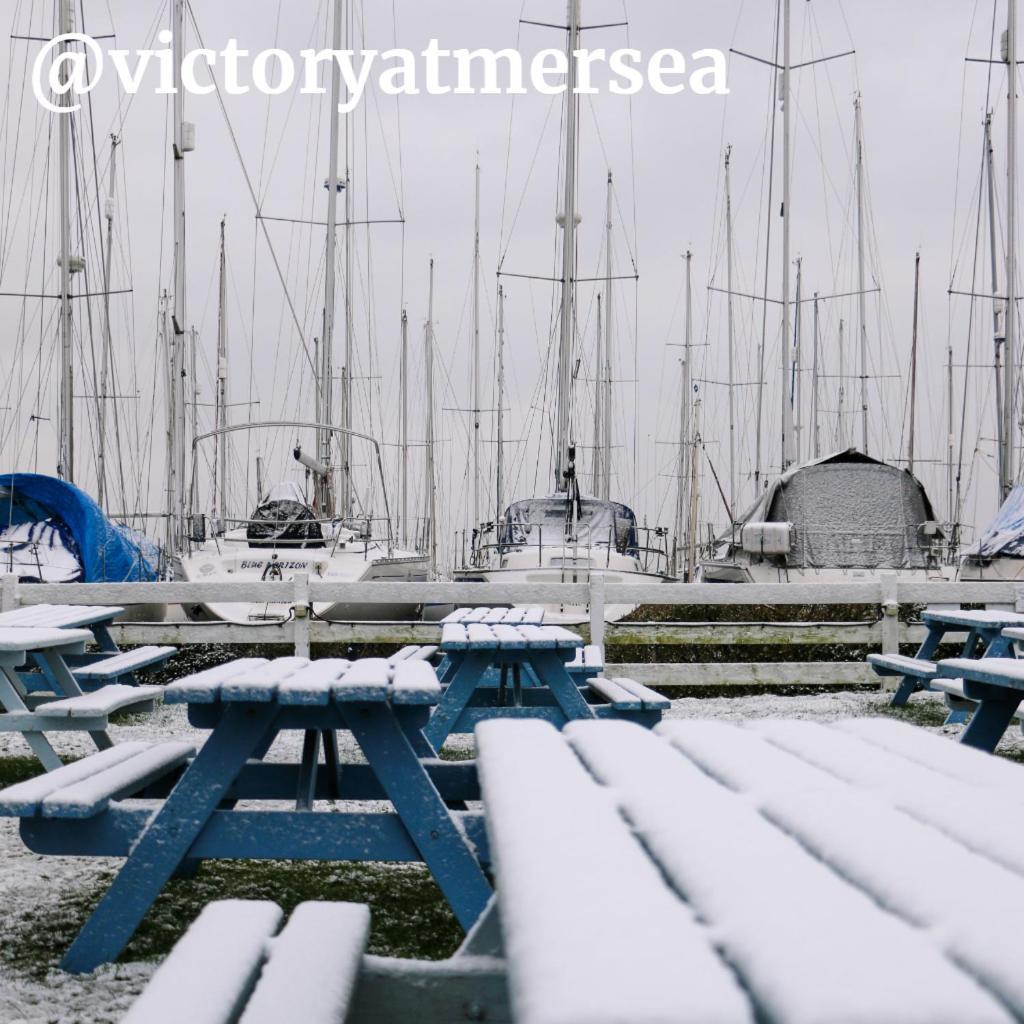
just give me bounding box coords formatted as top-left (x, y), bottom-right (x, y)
top-left (0, 474), bottom-right (160, 582)
top-left (971, 485), bottom-right (1024, 559)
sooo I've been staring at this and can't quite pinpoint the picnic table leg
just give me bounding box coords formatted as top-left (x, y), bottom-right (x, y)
top-left (530, 651), bottom-right (596, 722)
top-left (60, 703), bottom-right (279, 973)
top-left (347, 703), bottom-right (491, 930)
top-left (423, 650), bottom-right (494, 751)
top-left (38, 649), bottom-right (113, 752)
top-left (0, 668), bottom-right (63, 771)
top-left (891, 626), bottom-right (945, 707)
top-left (296, 730), bottom-right (321, 810)
top-left (322, 729), bottom-right (341, 798)
top-left (959, 692), bottom-right (1022, 753)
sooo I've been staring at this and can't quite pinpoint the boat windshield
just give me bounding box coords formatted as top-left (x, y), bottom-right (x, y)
top-left (502, 498), bottom-right (639, 552)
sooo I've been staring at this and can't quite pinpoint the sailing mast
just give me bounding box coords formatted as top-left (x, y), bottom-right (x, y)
top-left (424, 260), bottom-right (438, 577)
top-left (472, 161), bottom-right (482, 529)
top-left (1003, 0), bottom-right (1019, 500)
top-left (986, 115), bottom-right (1007, 481)
top-left (340, 0), bottom-right (354, 518)
top-left (593, 294), bottom-right (603, 493)
top-left (497, 284), bottom-right (507, 523)
top-left (595, 172), bottom-right (614, 500)
top-left (554, 0), bottom-right (581, 492)
top-left (781, 0), bottom-right (796, 470)
top-left (97, 135), bottom-right (120, 509)
top-left (908, 252), bottom-right (921, 477)
top-left (213, 218), bottom-right (229, 523)
top-left (794, 257), bottom-right (803, 460)
top-left (169, 0), bottom-right (189, 550)
top-left (838, 318), bottom-right (846, 447)
top-left (675, 251), bottom-right (693, 576)
top-left (855, 95), bottom-right (870, 455)
top-left (812, 292), bottom-right (821, 459)
top-left (725, 146), bottom-right (737, 514)
top-left (400, 309), bottom-right (409, 547)
top-left (57, 0), bottom-right (75, 483)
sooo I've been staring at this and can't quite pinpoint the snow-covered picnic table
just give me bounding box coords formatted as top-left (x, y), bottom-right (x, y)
top-left (125, 716), bottom-right (1024, 1024)
top-left (0, 655), bottom-right (491, 973)
top-left (0, 626), bottom-right (162, 771)
top-left (442, 606), bottom-right (547, 626)
top-left (423, 622), bottom-right (666, 750)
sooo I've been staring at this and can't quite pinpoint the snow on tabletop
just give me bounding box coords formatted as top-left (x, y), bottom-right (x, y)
top-left (0, 627), bottom-right (92, 652)
top-left (35, 684), bottom-right (162, 718)
top-left (441, 623), bottom-right (469, 650)
top-left (747, 719), bottom-right (1024, 877)
top-left (572, 720), bottom-right (1011, 1024)
top-left (657, 719), bottom-right (1024, 1017)
top-left (221, 657), bottom-right (311, 702)
top-left (332, 658), bottom-right (393, 702)
top-left (238, 901), bottom-right (370, 1024)
top-left (390, 661), bottom-right (442, 705)
top-left (40, 741), bottom-right (194, 819)
top-left (836, 717), bottom-right (1024, 798)
top-left (924, 609), bottom-right (1024, 627)
top-left (466, 623), bottom-right (500, 649)
top-left (476, 719), bottom-right (752, 1024)
top-left (121, 900), bottom-right (282, 1024)
top-left (0, 742), bottom-right (150, 816)
top-left (163, 658), bottom-right (270, 704)
top-left (275, 660), bottom-right (351, 705)
top-left (938, 657), bottom-right (1024, 685)
top-left (0, 605), bottom-right (121, 627)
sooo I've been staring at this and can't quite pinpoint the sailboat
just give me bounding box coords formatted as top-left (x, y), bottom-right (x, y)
top-left (453, 0), bottom-right (675, 624)
top-left (171, 0), bottom-right (429, 624)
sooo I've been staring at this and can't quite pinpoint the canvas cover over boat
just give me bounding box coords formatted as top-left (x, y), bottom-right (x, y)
top-left (725, 450), bottom-right (941, 570)
top-left (246, 481), bottom-right (324, 549)
top-left (503, 496), bottom-right (640, 552)
top-left (0, 474), bottom-right (160, 583)
top-left (967, 485), bottom-right (1024, 559)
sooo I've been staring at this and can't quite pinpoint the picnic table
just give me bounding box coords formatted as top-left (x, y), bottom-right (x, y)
top-left (125, 716), bottom-right (1024, 1023)
top-left (869, 608), bottom-right (1024, 714)
top-left (423, 622), bottom-right (667, 750)
top-left (0, 626), bottom-right (161, 771)
top-left (0, 655), bottom-right (491, 973)
top-left (442, 606), bottom-right (546, 626)
top-left (0, 604), bottom-right (175, 690)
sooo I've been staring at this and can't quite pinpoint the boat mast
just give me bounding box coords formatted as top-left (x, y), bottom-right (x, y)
top-left (472, 160), bottom-right (482, 529)
top-left (675, 251), bottom-right (693, 576)
top-left (98, 135), bottom-right (119, 509)
top-left (321, 0), bottom-right (344, 517)
top-left (794, 256), bottom-right (803, 461)
top-left (855, 95), bottom-right (870, 455)
top-left (400, 309), bottom-right (409, 547)
top-left (592, 294), bottom-right (603, 493)
top-left (170, 0), bottom-right (189, 549)
top-left (812, 292), bottom-right (821, 460)
top-left (600, 171), bottom-right (614, 501)
top-left (340, 0), bottom-right (354, 518)
top-left (214, 217), bottom-right (229, 522)
top-left (781, 0), bottom-right (796, 470)
top-left (687, 398), bottom-right (702, 582)
top-left (908, 252), bottom-right (921, 477)
top-left (837, 318), bottom-right (846, 447)
top-left (424, 259), bottom-right (438, 577)
top-left (57, 0), bottom-right (75, 483)
top-left (986, 114), bottom-right (1007, 484)
top-left (1003, 0), bottom-right (1019, 500)
top-left (497, 284), bottom-right (506, 523)
top-left (725, 146), bottom-right (737, 513)
top-left (554, 0), bottom-right (581, 493)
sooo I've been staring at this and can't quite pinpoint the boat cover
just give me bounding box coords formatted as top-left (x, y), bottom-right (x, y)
top-left (247, 482), bottom-right (324, 549)
top-left (0, 474), bottom-right (160, 582)
top-left (969, 485), bottom-right (1024, 559)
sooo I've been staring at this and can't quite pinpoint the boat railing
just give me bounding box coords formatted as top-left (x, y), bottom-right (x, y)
top-left (468, 522), bottom-right (673, 577)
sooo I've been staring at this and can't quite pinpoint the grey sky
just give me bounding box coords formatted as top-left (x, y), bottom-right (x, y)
top-left (0, 1), bottom-right (1013, 560)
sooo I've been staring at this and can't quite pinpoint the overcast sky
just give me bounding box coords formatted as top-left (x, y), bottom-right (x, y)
top-left (0, 0), bottom-right (1015, 560)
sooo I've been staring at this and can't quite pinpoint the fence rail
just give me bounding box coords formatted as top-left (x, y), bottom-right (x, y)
top-left (2, 574), bottom-right (1020, 689)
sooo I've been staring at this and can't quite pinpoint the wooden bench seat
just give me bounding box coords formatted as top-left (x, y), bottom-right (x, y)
top-left (34, 684), bottom-right (163, 719)
top-left (566, 644), bottom-right (604, 676)
top-left (867, 653), bottom-right (938, 679)
top-left (123, 900), bottom-right (371, 1024)
top-left (72, 645), bottom-right (176, 681)
top-left (0, 740), bottom-right (193, 818)
top-left (387, 645), bottom-right (439, 666)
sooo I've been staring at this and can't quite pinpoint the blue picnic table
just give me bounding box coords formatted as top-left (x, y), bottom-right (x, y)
top-left (0, 655), bottom-right (491, 973)
top-left (423, 622), bottom-right (667, 750)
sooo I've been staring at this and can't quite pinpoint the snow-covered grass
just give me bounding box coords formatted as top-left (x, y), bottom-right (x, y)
top-left (0, 687), bottom-right (1021, 1023)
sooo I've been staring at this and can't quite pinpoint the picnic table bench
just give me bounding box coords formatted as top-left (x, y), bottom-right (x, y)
top-left (0, 604), bottom-right (175, 688)
top-left (1, 655), bottom-right (491, 973)
top-left (126, 716), bottom-right (1024, 1023)
top-left (0, 627), bottom-right (162, 770)
top-left (424, 622), bottom-right (666, 749)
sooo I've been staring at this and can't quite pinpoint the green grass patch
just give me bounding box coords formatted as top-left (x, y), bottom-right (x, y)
top-left (0, 756), bottom-right (46, 788)
top-left (876, 700), bottom-right (955, 728)
top-left (1, 860), bottom-right (463, 980)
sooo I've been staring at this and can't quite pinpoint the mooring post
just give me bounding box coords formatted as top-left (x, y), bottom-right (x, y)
top-left (589, 572), bottom-right (606, 649)
top-left (1, 574), bottom-right (18, 613)
top-left (293, 573), bottom-right (311, 659)
top-left (879, 573), bottom-right (900, 690)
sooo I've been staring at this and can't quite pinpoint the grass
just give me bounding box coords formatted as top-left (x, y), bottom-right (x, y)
top-left (0, 860), bottom-right (463, 980)
top-left (0, 755), bottom-right (45, 789)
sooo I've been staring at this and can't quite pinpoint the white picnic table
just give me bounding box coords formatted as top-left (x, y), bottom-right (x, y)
top-left (0, 626), bottom-right (161, 770)
top-left (124, 716), bottom-right (1022, 1024)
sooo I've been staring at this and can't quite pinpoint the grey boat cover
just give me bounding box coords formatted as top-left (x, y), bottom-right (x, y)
top-left (732, 450), bottom-right (940, 570)
top-left (968, 485), bottom-right (1024, 559)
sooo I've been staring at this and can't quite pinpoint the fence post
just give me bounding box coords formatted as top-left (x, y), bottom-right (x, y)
top-left (879, 573), bottom-right (899, 690)
top-left (589, 573), bottom-right (606, 649)
top-left (293, 573), bottom-right (311, 659)
top-left (1, 574), bottom-right (18, 613)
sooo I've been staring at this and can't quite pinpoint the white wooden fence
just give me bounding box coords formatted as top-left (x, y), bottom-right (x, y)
top-left (3, 574), bottom-right (1021, 689)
